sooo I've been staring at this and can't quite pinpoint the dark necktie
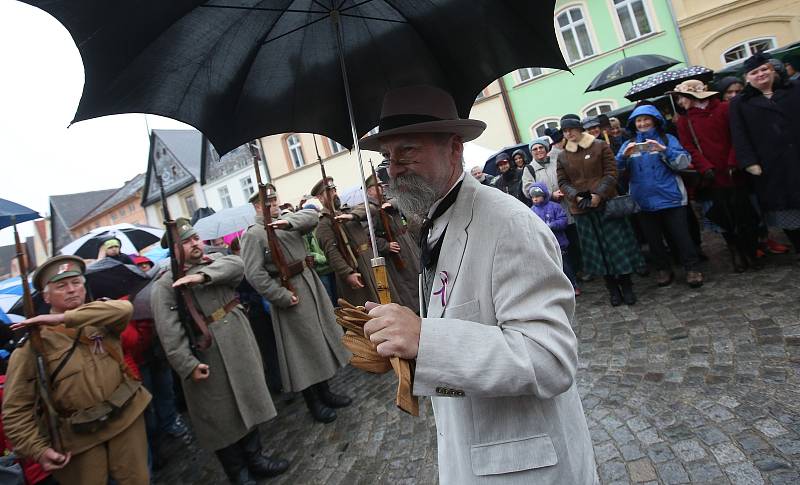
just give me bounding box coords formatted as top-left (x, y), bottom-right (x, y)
top-left (418, 181), bottom-right (463, 270)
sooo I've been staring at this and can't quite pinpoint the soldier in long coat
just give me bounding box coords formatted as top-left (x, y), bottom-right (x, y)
top-left (240, 188), bottom-right (351, 424)
top-left (349, 174), bottom-right (420, 311)
top-left (313, 177), bottom-right (383, 307)
top-left (150, 219), bottom-right (288, 485)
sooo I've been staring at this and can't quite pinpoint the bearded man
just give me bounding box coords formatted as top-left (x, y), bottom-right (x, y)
top-left (358, 85), bottom-right (597, 484)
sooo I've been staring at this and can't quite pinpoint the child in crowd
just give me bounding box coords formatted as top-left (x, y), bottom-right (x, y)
top-left (528, 182), bottom-right (579, 296)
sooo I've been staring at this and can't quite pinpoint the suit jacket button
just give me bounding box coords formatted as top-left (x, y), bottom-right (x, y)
top-left (436, 387), bottom-right (444, 395)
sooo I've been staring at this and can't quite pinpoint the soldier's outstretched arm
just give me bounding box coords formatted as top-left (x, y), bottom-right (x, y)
top-left (63, 300), bottom-right (133, 335)
top-left (195, 254), bottom-right (245, 287)
top-left (282, 208), bottom-right (319, 234)
top-left (316, 217), bottom-right (355, 277)
top-left (2, 347), bottom-right (51, 461)
top-left (151, 278), bottom-right (202, 380)
top-left (240, 228), bottom-right (294, 308)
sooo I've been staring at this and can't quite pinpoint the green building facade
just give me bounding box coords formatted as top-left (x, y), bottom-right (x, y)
top-left (505, 0), bottom-right (687, 142)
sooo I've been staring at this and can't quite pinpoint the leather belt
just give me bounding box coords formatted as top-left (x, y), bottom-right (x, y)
top-left (358, 243), bottom-right (370, 253)
top-left (204, 298), bottom-right (240, 324)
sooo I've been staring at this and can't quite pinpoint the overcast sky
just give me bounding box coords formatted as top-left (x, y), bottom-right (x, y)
top-left (0, 0), bottom-right (193, 246)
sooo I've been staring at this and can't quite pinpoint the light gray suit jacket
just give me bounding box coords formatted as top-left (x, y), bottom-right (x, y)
top-left (414, 175), bottom-right (597, 484)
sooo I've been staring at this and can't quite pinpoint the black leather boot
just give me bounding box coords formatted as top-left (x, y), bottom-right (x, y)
top-left (315, 380), bottom-right (352, 408)
top-left (215, 443), bottom-right (256, 485)
top-left (604, 276), bottom-right (622, 307)
top-left (302, 387), bottom-right (337, 423)
top-left (618, 274), bottom-right (637, 306)
top-left (240, 429), bottom-right (290, 478)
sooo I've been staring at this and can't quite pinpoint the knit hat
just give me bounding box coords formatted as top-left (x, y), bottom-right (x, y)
top-left (743, 52), bottom-right (772, 74)
top-left (102, 238), bottom-right (121, 250)
top-left (560, 114), bottom-right (582, 131)
top-left (544, 127), bottom-right (564, 144)
top-left (581, 116), bottom-right (600, 129)
top-left (714, 76), bottom-right (744, 94)
top-left (528, 185), bottom-right (546, 198)
top-left (495, 153), bottom-right (511, 166)
top-left (529, 136), bottom-right (551, 153)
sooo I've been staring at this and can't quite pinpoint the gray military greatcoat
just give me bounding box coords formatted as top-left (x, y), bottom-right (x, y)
top-left (151, 253), bottom-right (276, 451)
top-left (240, 210), bottom-right (350, 393)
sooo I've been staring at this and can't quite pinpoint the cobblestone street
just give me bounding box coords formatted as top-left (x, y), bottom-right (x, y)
top-left (154, 235), bottom-right (800, 484)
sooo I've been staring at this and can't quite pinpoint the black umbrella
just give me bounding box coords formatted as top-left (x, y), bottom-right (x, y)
top-left (625, 65), bottom-right (714, 101)
top-left (482, 143), bottom-right (531, 177)
top-left (585, 54), bottom-right (680, 93)
top-left (23, 0), bottom-right (567, 155)
top-left (85, 258), bottom-right (151, 300)
top-left (60, 223), bottom-right (164, 259)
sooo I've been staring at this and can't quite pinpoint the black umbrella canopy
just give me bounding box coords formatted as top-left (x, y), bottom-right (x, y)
top-left (585, 54), bottom-right (680, 93)
top-left (23, 0), bottom-right (568, 156)
top-left (482, 143), bottom-right (531, 177)
top-left (85, 258), bottom-right (151, 300)
top-left (625, 65), bottom-right (714, 101)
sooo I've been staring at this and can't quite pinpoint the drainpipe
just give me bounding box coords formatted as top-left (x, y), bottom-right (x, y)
top-left (497, 77), bottom-right (522, 144)
top-left (665, 0), bottom-right (691, 65)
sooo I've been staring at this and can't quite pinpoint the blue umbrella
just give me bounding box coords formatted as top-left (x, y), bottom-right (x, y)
top-left (0, 198), bottom-right (40, 230)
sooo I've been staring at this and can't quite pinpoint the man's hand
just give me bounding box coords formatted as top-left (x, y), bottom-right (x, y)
top-left (269, 220), bottom-right (291, 230)
top-left (192, 363), bottom-right (210, 382)
top-left (745, 164), bottom-right (763, 176)
top-left (551, 189), bottom-right (564, 201)
top-left (38, 448), bottom-right (71, 471)
top-left (589, 193), bottom-right (602, 208)
top-left (289, 295), bottom-right (299, 306)
top-left (335, 214), bottom-right (355, 222)
top-left (363, 303), bottom-right (421, 360)
top-left (173, 273), bottom-right (205, 288)
top-left (345, 272), bottom-right (365, 289)
top-left (11, 314), bottom-right (65, 331)
top-left (388, 242), bottom-right (401, 254)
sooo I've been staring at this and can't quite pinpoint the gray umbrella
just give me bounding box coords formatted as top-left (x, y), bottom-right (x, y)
top-left (193, 204), bottom-right (256, 241)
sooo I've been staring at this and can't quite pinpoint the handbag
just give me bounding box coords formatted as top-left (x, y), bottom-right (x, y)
top-left (603, 195), bottom-right (640, 219)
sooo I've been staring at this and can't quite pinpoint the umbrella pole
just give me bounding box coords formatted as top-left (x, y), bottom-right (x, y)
top-left (329, 11), bottom-right (388, 304)
top-left (330, 10), bottom-right (418, 417)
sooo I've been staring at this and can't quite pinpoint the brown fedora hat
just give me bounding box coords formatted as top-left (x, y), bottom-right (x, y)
top-left (360, 85), bottom-right (486, 151)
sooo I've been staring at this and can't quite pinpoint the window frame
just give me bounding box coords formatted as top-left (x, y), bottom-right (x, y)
top-left (582, 101), bottom-right (616, 118)
top-left (515, 67), bottom-right (545, 84)
top-left (240, 175), bottom-right (255, 200)
top-left (328, 138), bottom-right (346, 156)
top-left (721, 37), bottom-right (777, 66)
top-left (218, 185), bottom-right (233, 209)
top-left (555, 4), bottom-right (597, 65)
top-left (530, 118), bottom-right (560, 139)
top-left (285, 134), bottom-right (306, 169)
top-left (611, 0), bottom-right (653, 43)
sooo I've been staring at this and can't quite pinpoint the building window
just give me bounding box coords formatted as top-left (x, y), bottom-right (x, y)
top-left (240, 175), bottom-right (255, 199)
top-left (532, 119), bottom-right (560, 138)
top-left (613, 0), bottom-right (652, 42)
top-left (328, 138), bottom-right (346, 155)
top-left (218, 186), bottom-right (233, 209)
top-left (517, 67), bottom-right (544, 83)
top-left (129, 203), bottom-right (135, 213)
top-left (285, 134), bottom-right (305, 169)
top-left (183, 193), bottom-right (197, 216)
top-left (584, 102), bottom-right (615, 118)
top-left (556, 7), bottom-right (595, 64)
top-left (723, 38), bottom-right (776, 65)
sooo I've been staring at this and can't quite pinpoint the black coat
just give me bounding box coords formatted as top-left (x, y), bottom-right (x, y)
top-left (729, 80), bottom-right (800, 212)
top-left (492, 168), bottom-right (527, 204)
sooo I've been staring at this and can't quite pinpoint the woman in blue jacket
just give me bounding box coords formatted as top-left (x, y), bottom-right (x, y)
top-left (617, 104), bottom-right (704, 288)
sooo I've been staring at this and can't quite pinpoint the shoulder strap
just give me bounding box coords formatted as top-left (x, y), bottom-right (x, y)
top-left (526, 164), bottom-right (536, 181)
top-left (685, 117), bottom-right (704, 156)
top-left (49, 328), bottom-right (83, 382)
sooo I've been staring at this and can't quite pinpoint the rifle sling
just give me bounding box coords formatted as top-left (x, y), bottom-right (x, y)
top-left (49, 328), bottom-right (83, 383)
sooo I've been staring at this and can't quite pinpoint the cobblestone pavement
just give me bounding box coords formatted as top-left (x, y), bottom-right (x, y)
top-left (154, 235), bottom-right (800, 484)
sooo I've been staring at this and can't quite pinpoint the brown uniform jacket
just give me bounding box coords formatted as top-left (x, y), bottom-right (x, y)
top-left (350, 199), bottom-right (420, 311)
top-left (557, 133), bottom-right (618, 215)
top-left (2, 300), bottom-right (151, 460)
top-left (316, 207), bottom-right (380, 306)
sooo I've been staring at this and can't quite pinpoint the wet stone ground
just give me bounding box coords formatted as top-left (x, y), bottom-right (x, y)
top-left (154, 234), bottom-right (800, 484)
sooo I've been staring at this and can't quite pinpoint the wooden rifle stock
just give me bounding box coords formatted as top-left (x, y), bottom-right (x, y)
top-left (370, 162), bottom-right (406, 270)
top-left (250, 143), bottom-right (295, 295)
top-left (13, 218), bottom-right (63, 452)
top-left (156, 174), bottom-right (212, 351)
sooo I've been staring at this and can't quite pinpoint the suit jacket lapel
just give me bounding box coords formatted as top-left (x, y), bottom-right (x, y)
top-left (426, 176), bottom-right (478, 318)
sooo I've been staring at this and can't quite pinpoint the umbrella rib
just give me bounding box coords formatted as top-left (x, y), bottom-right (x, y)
top-left (260, 15), bottom-right (331, 45)
top-left (199, 4), bottom-right (327, 14)
top-left (310, 0), bottom-right (331, 11)
top-left (339, 13), bottom-right (406, 23)
top-left (339, 0), bottom-right (378, 13)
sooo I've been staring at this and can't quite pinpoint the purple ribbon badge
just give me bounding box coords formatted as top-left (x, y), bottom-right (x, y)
top-left (433, 271), bottom-right (449, 307)
top-left (89, 335), bottom-right (105, 355)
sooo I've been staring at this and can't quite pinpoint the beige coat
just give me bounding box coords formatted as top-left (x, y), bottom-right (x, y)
top-left (151, 253), bottom-right (275, 451)
top-left (3, 300), bottom-right (151, 460)
top-left (414, 175), bottom-right (597, 484)
top-left (240, 210), bottom-right (350, 392)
